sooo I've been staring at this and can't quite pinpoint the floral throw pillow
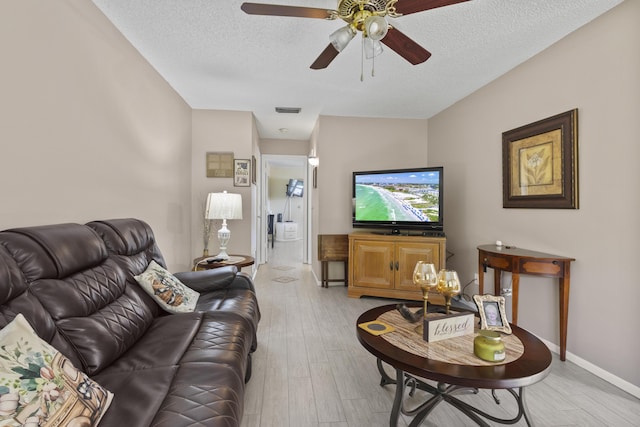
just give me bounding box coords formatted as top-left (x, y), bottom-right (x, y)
top-left (0, 314), bottom-right (113, 426)
top-left (134, 260), bottom-right (199, 313)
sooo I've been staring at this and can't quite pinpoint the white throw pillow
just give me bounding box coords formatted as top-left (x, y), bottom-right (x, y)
top-left (134, 260), bottom-right (199, 313)
top-left (0, 314), bottom-right (114, 426)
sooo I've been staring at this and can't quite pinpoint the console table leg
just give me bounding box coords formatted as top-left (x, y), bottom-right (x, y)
top-left (511, 273), bottom-right (520, 325)
top-left (559, 274), bottom-right (570, 361)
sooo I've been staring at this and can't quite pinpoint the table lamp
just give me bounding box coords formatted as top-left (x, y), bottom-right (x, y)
top-left (206, 191), bottom-right (242, 260)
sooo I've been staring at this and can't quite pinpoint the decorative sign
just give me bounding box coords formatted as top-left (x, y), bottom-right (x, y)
top-left (423, 312), bottom-right (474, 343)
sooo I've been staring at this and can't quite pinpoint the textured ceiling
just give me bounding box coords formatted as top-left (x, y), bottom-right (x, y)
top-left (91, 0), bottom-right (622, 140)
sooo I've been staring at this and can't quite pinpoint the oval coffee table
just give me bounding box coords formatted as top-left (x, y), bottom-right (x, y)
top-left (356, 304), bottom-right (552, 427)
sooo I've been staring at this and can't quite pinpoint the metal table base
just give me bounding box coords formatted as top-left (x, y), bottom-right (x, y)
top-left (377, 359), bottom-right (535, 427)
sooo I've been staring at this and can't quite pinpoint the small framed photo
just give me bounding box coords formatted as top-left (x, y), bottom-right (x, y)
top-left (233, 159), bottom-right (250, 187)
top-left (473, 294), bottom-right (512, 334)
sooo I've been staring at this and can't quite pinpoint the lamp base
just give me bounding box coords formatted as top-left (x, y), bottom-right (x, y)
top-left (217, 219), bottom-right (231, 260)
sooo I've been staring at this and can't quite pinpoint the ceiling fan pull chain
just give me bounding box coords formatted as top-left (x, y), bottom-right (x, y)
top-left (372, 45), bottom-right (376, 77)
top-left (360, 35), bottom-right (365, 82)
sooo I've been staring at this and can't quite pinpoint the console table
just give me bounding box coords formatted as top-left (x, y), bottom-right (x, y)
top-left (477, 244), bottom-right (575, 361)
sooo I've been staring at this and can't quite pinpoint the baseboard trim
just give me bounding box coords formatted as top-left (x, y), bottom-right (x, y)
top-left (539, 337), bottom-right (640, 399)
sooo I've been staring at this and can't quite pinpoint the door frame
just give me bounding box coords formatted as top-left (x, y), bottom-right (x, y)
top-left (259, 154), bottom-right (311, 265)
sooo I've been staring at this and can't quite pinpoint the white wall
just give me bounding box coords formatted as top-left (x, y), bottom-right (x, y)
top-left (428, 1), bottom-right (639, 390)
top-left (0, 0), bottom-right (192, 270)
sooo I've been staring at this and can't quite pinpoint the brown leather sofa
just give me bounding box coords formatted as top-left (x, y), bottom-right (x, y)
top-left (0, 218), bottom-right (260, 427)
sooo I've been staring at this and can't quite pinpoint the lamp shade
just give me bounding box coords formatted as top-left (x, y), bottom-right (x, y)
top-left (206, 191), bottom-right (243, 220)
top-left (330, 25), bottom-right (356, 52)
top-left (364, 15), bottom-right (388, 41)
top-left (364, 37), bottom-right (383, 59)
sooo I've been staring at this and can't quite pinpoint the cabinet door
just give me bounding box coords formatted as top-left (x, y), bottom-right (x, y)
top-left (394, 242), bottom-right (441, 291)
top-left (352, 240), bottom-right (394, 289)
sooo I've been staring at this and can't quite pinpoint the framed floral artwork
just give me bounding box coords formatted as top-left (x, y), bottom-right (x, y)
top-left (502, 109), bottom-right (578, 208)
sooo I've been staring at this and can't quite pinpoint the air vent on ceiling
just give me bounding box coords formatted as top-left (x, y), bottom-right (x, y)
top-left (275, 107), bottom-right (301, 114)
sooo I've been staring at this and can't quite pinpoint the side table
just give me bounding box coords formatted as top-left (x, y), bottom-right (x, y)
top-left (477, 244), bottom-right (574, 361)
top-left (193, 255), bottom-right (255, 272)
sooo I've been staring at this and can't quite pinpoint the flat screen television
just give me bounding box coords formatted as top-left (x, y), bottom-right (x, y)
top-left (286, 179), bottom-right (304, 197)
top-left (352, 166), bottom-right (444, 235)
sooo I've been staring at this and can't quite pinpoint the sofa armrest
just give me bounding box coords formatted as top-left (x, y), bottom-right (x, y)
top-left (173, 266), bottom-right (256, 293)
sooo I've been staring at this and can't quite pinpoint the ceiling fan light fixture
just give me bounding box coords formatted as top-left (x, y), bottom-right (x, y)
top-left (364, 37), bottom-right (383, 59)
top-left (329, 25), bottom-right (356, 52)
top-left (364, 15), bottom-right (388, 41)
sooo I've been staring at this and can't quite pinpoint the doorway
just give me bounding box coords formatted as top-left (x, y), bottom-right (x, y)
top-left (260, 154), bottom-right (311, 265)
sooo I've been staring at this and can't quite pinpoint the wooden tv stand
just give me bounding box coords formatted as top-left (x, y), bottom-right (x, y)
top-left (348, 232), bottom-right (446, 302)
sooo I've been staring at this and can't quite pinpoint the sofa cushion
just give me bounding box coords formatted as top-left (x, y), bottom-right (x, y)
top-left (87, 219), bottom-right (167, 277)
top-left (92, 312), bottom-right (253, 427)
top-left (91, 366), bottom-right (177, 427)
top-left (0, 314), bottom-right (113, 426)
top-left (0, 224), bottom-right (158, 376)
top-left (149, 362), bottom-right (245, 427)
top-left (134, 261), bottom-right (199, 313)
top-left (98, 311), bottom-right (252, 374)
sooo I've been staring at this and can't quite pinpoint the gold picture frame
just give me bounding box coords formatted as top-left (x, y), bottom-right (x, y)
top-left (206, 152), bottom-right (234, 178)
top-left (502, 109), bottom-right (578, 208)
top-left (473, 294), bottom-right (511, 334)
top-left (233, 158), bottom-right (251, 187)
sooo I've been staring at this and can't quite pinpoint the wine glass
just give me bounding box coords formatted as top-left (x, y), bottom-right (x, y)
top-left (413, 261), bottom-right (438, 318)
top-left (437, 269), bottom-right (461, 315)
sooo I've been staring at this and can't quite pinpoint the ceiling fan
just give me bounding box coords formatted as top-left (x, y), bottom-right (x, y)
top-left (241, 0), bottom-right (471, 70)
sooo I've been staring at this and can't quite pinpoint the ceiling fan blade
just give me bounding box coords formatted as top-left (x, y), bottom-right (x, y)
top-left (310, 44), bottom-right (340, 70)
top-left (394, 0), bottom-right (471, 16)
top-left (241, 3), bottom-right (335, 19)
top-left (381, 27), bottom-right (431, 65)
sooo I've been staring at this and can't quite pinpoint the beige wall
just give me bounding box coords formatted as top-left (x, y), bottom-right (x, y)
top-left (428, 1), bottom-right (639, 389)
top-left (312, 115), bottom-right (429, 274)
top-left (191, 110), bottom-right (255, 263)
top-left (260, 138), bottom-right (309, 156)
top-left (0, 0), bottom-right (192, 270)
top-left (316, 115), bottom-right (429, 233)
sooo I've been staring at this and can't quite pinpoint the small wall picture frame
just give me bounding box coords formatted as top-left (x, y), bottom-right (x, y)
top-left (313, 166), bottom-right (317, 189)
top-left (473, 294), bottom-right (512, 334)
top-left (234, 158), bottom-right (250, 187)
top-left (251, 155), bottom-right (257, 185)
top-left (206, 152), bottom-right (234, 178)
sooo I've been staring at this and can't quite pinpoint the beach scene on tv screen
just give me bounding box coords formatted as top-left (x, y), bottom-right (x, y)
top-left (355, 171), bottom-right (440, 222)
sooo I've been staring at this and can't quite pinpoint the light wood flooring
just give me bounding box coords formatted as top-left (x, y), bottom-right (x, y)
top-left (241, 240), bottom-right (640, 427)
